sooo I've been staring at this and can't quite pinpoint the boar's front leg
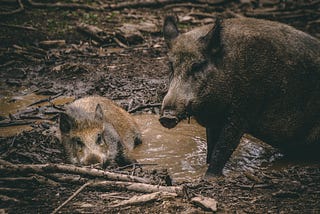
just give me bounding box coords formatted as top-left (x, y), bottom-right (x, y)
top-left (206, 125), bottom-right (222, 164)
top-left (206, 114), bottom-right (245, 176)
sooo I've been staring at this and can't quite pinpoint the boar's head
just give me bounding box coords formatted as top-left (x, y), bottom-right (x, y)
top-left (60, 104), bottom-right (124, 166)
top-left (160, 16), bottom-right (230, 128)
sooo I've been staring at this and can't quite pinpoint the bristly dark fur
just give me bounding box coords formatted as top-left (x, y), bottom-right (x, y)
top-left (161, 16), bottom-right (320, 175)
top-left (199, 18), bottom-right (223, 60)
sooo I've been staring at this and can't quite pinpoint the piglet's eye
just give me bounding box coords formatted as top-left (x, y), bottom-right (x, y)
top-left (72, 137), bottom-right (84, 148)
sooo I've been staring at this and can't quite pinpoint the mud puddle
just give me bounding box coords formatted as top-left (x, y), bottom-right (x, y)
top-left (0, 88), bottom-right (74, 137)
top-left (132, 114), bottom-right (207, 182)
top-left (0, 91), bottom-right (316, 182)
top-left (132, 114), bottom-right (282, 182)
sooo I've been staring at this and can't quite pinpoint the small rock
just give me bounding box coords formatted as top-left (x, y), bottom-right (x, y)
top-left (191, 196), bottom-right (218, 212)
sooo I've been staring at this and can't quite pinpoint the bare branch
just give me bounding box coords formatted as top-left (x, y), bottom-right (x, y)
top-left (0, 0), bottom-right (24, 16)
top-left (0, 160), bottom-right (150, 184)
top-left (51, 181), bottom-right (91, 214)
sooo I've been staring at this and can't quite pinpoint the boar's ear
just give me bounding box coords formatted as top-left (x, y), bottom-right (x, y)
top-left (60, 112), bottom-right (75, 133)
top-left (163, 15), bottom-right (179, 48)
top-left (94, 104), bottom-right (104, 121)
top-left (199, 18), bottom-right (223, 57)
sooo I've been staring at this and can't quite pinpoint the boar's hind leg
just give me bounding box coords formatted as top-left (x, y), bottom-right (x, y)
top-left (206, 116), bottom-right (245, 176)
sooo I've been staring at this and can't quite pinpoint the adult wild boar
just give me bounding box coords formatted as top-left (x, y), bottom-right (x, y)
top-left (159, 16), bottom-right (320, 176)
top-left (60, 96), bottom-right (142, 167)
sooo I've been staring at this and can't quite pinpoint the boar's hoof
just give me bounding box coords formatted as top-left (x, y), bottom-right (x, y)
top-left (159, 115), bottom-right (179, 129)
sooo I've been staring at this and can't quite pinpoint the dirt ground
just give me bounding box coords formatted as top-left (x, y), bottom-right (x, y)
top-left (0, 0), bottom-right (320, 213)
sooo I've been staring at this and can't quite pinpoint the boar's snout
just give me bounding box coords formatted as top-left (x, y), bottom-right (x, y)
top-left (159, 109), bottom-right (179, 129)
top-left (82, 153), bottom-right (104, 165)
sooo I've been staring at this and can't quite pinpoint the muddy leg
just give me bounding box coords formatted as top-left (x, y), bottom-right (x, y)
top-left (206, 116), bottom-right (244, 176)
top-left (206, 125), bottom-right (222, 164)
top-left (307, 121), bottom-right (320, 144)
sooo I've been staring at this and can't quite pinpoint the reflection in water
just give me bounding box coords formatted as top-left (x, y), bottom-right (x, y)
top-left (132, 114), bottom-right (282, 181)
top-left (131, 114), bottom-right (207, 182)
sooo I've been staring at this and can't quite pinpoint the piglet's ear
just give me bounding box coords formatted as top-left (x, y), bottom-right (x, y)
top-left (60, 112), bottom-right (75, 133)
top-left (199, 18), bottom-right (223, 56)
top-left (163, 15), bottom-right (179, 48)
top-left (94, 104), bottom-right (104, 121)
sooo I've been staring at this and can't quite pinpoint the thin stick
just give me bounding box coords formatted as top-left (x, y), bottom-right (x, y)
top-left (0, 23), bottom-right (38, 31)
top-left (51, 181), bottom-right (91, 214)
top-left (90, 180), bottom-right (185, 196)
top-left (128, 103), bottom-right (161, 113)
top-left (28, 91), bottom-right (64, 107)
top-left (0, 120), bottom-right (33, 127)
top-left (0, 0), bottom-right (24, 16)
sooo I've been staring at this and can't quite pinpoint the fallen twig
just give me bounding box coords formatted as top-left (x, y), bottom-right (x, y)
top-left (236, 184), bottom-right (272, 190)
top-left (26, 0), bottom-right (103, 11)
top-left (28, 91), bottom-right (64, 107)
top-left (0, 194), bottom-right (20, 203)
top-left (245, 9), bottom-right (320, 20)
top-left (0, 60), bottom-right (15, 68)
top-left (272, 190), bottom-right (299, 198)
top-left (90, 180), bottom-right (185, 196)
top-left (105, 0), bottom-right (228, 10)
top-left (0, 0), bottom-right (24, 16)
top-left (244, 171), bottom-right (263, 183)
top-left (164, 2), bottom-right (211, 10)
top-left (113, 37), bottom-right (129, 48)
top-left (51, 181), bottom-right (91, 214)
top-left (39, 40), bottom-right (66, 49)
top-left (24, 0), bottom-right (229, 12)
top-left (128, 103), bottom-right (161, 113)
top-left (116, 163), bottom-right (158, 170)
top-left (109, 191), bottom-right (177, 208)
top-left (46, 173), bottom-right (88, 184)
top-left (0, 120), bottom-right (33, 127)
top-left (0, 175), bottom-right (60, 187)
top-left (0, 23), bottom-right (37, 31)
top-left (76, 23), bottom-right (112, 44)
top-left (0, 187), bottom-right (27, 194)
top-left (0, 160), bottom-right (150, 183)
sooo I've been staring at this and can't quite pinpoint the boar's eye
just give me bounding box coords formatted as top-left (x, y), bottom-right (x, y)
top-left (96, 133), bottom-right (104, 145)
top-left (189, 61), bottom-right (207, 75)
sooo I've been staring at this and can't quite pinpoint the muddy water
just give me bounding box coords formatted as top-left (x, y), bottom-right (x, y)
top-left (132, 114), bottom-right (281, 182)
top-left (0, 91), bottom-right (308, 182)
top-left (132, 114), bottom-right (207, 182)
top-left (0, 88), bottom-right (74, 137)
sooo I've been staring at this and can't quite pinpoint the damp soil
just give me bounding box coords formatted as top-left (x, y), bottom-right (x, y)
top-left (1, 1), bottom-right (320, 213)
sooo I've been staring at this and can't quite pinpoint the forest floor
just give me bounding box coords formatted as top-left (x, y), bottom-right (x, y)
top-left (0, 0), bottom-right (320, 213)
